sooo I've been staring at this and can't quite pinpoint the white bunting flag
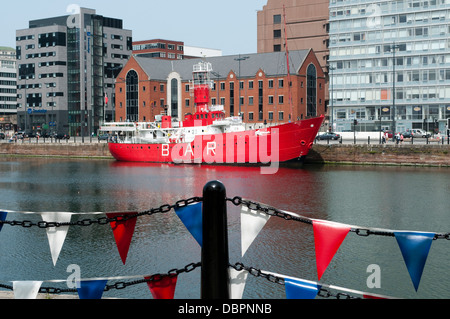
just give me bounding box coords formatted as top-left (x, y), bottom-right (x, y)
top-left (13, 281), bottom-right (43, 299)
top-left (229, 268), bottom-right (248, 299)
top-left (240, 205), bottom-right (271, 257)
top-left (40, 212), bottom-right (73, 266)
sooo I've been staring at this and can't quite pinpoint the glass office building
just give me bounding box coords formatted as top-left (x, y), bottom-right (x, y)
top-left (328, 0), bottom-right (450, 134)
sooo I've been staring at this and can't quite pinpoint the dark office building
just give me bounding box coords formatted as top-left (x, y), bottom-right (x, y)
top-left (16, 7), bottom-right (132, 136)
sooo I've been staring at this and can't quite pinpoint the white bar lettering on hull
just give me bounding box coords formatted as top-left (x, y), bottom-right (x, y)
top-left (206, 142), bottom-right (216, 156)
top-left (162, 144), bottom-right (170, 157)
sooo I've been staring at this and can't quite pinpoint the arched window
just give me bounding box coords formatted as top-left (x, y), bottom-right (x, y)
top-left (307, 64), bottom-right (317, 117)
top-left (171, 78), bottom-right (179, 118)
top-left (126, 70), bottom-right (139, 122)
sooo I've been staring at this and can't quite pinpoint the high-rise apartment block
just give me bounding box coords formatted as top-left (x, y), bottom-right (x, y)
top-left (16, 7), bottom-right (132, 136)
top-left (257, 0), bottom-right (330, 72)
top-left (329, 0), bottom-right (450, 133)
top-left (0, 47), bottom-right (17, 132)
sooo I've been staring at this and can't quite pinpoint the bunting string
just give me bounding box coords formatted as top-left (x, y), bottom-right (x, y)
top-left (230, 196), bottom-right (450, 240)
top-left (229, 262), bottom-right (396, 299)
top-left (0, 262), bottom-right (201, 298)
top-left (0, 197), bottom-right (202, 229)
top-left (0, 193), bottom-right (449, 299)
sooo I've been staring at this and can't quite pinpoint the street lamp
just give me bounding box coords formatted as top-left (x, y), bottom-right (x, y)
top-left (234, 55), bottom-right (249, 118)
top-left (391, 43), bottom-right (400, 137)
top-left (328, 65), bottom-right (335, 132)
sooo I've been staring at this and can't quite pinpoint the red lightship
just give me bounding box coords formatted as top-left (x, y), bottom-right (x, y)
top-left (101, 62), bottom-right (324, 169)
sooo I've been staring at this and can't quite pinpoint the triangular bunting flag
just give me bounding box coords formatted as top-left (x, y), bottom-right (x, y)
top-left (312, 220), bottom-right (351, 280)
top-left (394, 231), bottom-right (435, 291)
top-left (240, 205), bottom-right (270, 257)
top-left (175, 202), bottom-right (202, 246)
top-left (40, 212), bottom-right (73, 266)
top-left (146, 275), bottom-right (178, 299)
top-left (0, 211), bottom-right (7, 232)
top-left (106, 212), bottom-right (138, 264)
top-left (77, 280), bottom-right (108, 299)
top-left (12, 281), bottom-right (43, 299)
top-left (229, 267), bottom-right (248, 299)
top-left (285, 278), bottom-right (321, 299)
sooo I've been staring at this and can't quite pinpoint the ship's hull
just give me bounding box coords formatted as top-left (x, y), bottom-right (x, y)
top-left (108, 116), bottom-right (324, 165)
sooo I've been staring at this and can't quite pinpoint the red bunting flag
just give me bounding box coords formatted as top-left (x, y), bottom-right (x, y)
top-left (312, 220), bottom-right (351, 280)
top-left (146, 275), bottom-right (178, 299)
top-left (106, 212), bottom-right (138, 265)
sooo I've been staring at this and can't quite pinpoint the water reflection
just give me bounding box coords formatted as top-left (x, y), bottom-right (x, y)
top-left (0, 158), bottom-right (449, 299)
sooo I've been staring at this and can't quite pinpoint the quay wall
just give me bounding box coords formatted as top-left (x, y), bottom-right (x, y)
top-left (1, 142), bottom-right (449, 167)
top-left (306, 144), bottom-right (450, 167)
top-left (0, 143), bottom-right (112, 159)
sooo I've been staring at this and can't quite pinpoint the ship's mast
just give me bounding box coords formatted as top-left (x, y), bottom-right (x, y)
top-left (283, 5), bottom-right (293, 122)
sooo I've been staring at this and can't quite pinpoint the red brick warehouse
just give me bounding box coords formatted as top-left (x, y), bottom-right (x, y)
top-left (115, 49), bottom-right (325, 126)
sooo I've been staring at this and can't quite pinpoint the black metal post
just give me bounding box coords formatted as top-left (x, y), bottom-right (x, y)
top-left (201, 180), bottom-right (230, 299)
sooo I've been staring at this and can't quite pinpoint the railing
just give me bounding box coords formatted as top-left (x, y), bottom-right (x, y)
top-left (315, 132), bottom-right (450, 145)
top-left (0, 180), bottom-right (449, 300)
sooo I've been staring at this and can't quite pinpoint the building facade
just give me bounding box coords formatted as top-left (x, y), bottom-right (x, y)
top-left (16, 7), bottom-right (132, 136)
top-left (0, 47), bottom-right (17, 132)
top-left (133, 39), bottom-right (222, 60)
top-left (114, 50), bottom-right (326, 126)
top-left (329, 0), bottom-right (450, 134)
top-left (133, 39), bottom-right (185, 60)
top-left (257, 0), bottom-right (330, 72)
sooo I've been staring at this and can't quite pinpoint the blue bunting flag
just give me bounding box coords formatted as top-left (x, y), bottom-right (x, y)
top-left (0, 211), bottom-right (7, 232)
top-left (77, 280), bottom-right (108, 299)
top-left (285, 278), bottom-right (321, 299)
top-left (175, 202), bottom-right (203, 246)
top-left (394, 231), bottom-right (435, 291)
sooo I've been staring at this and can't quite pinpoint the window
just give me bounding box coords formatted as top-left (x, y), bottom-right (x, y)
top-left (273, 15), bottom-right (281, 24)
top-left (274, 30), bottom-right (281, 38)
top-left (171, 78), bottom-right (179, 118)
top-left (307, 64), bottom-right (317, 117)
top-left (126, 70), bottom-right (139, 122)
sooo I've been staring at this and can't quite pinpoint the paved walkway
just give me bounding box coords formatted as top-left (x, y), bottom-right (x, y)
top-left (0, 291), bottom-right (77, 299)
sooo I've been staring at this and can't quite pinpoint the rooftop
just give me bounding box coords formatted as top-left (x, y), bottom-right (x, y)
top-left (131, 50), bottom-right (311, 81)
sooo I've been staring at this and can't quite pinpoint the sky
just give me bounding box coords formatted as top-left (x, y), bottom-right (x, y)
top-left (0, 0), bottom-right (268, 56)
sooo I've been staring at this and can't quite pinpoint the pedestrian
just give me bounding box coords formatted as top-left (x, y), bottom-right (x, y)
top-left (400, 133), bottom-right (403, 144)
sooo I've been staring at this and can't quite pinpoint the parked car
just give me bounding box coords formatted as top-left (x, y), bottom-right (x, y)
top-left (411, 129), bottom-right (431, 138)
top-left (400, 131), bottom-right (413, 138)
top-left (98, 134), bottom-right (110, 141)
top-left (316, 132), bottom-right (341, 140)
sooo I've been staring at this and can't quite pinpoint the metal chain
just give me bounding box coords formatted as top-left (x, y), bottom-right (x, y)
top-left (0, 262), bottom-right (201, 295)
top-left (227, 196), bottom-right (450, 240)
top-left (229, 262), bottom-right (360, 299)
top-left (0, 197), bottom-right (202, 229)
